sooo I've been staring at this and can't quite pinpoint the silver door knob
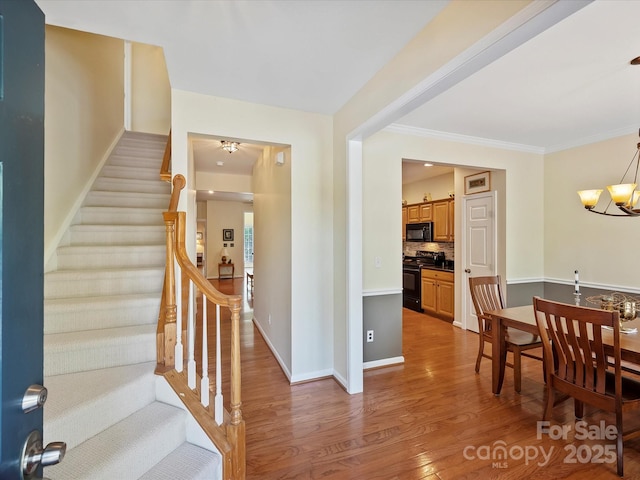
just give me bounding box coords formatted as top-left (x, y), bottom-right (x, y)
top-left (21, 430), bottom-right (66, 479)
top-left (464, 269), bottom-right (471, 273)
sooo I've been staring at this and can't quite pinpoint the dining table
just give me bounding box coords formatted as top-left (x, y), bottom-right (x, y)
top-left (486, 304), bottom-right (640, 395)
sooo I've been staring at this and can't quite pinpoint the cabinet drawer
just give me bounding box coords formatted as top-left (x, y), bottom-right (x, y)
top-left (421, 269), bottom-right (453, 282)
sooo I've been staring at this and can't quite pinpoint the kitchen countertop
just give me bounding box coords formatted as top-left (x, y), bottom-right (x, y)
top-left (421, 265), bottom-right (454, 273)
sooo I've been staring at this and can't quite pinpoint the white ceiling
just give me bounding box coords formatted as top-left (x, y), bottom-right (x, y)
top-left (35, 0), bottom-right (640, 190)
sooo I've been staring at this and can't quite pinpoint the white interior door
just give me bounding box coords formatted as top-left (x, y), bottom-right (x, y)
top-left (463, 192), bottom-right (496, 333)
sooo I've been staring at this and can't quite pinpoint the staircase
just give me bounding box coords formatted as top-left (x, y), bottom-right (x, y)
top-left (43, 131), bottom-right (221, 479)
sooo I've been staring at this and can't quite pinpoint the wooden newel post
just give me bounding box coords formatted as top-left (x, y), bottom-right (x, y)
top-left (228, 297), bottom-right (245, 478)
top-left (162, 211), bottom-right (178, 370)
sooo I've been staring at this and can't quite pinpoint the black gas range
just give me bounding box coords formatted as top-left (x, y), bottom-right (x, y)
top-left (403, 251), bottom-right (445, 270)
top-left (402, 251), bottom-right (448, 312)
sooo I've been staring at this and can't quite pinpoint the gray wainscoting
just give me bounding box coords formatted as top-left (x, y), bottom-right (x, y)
top-left (363, 293), bottom-right (403, 363)
top-left (507, 282), bottom-right (635, 308)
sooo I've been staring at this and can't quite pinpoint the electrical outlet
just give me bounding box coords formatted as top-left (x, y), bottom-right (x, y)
top-left (374, 256), bottom-right (382, 268)
top-left (268, 314), bottom-right (271, 325)
top-left (366, 330), bottom-right (374, 342)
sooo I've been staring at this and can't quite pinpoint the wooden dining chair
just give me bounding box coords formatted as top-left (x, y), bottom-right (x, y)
top-left (468, 275), bottom-right (543, 392)
top-left (533, 296), bottom-right (640, 477)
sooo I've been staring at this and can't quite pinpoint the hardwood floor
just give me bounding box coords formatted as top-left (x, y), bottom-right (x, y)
top-left (208, 278), bottom-right (640, 479)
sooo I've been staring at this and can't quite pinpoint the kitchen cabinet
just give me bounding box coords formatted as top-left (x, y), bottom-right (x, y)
top-left (433, 199), bottom-right (454, 242)
top-left (407, 204), bottom-right (420, 223)
top-left (419, 203), bottom-right (432, 221)
top-left (421, 269), bottom-right (454, 319)
top-left (402, 207), bottom-right (407, 240)
top-left (406, 203), bottom-right (433, 224)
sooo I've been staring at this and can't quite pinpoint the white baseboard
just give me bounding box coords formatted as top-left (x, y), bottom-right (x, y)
top-left (252, 317), bottom-right (292, 382)
top-left (363, 356), bottom-right (404, 370)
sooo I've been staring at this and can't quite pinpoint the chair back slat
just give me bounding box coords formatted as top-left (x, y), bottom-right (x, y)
top-left (534, 297), bottom-right (618, 395)
top-left (469, 276), bottom-right (505, 333)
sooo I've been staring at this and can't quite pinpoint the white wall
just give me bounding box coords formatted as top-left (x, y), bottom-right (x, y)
top-left (44, 26), bottom-right (124, 263)
top-left (170, 90), bottom-right (333, 382)
top-left (131, 42), bottom-right (171, 135)
top-left (544, 132), bottom-right (640, 291)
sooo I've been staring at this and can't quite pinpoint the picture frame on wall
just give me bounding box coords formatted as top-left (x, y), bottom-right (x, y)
top-left (464, 171), bottom-right (491, 195)
top-left (223, 229), bottom-right (234, 242)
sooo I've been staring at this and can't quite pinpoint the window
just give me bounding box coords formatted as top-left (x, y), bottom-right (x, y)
top-left (244, 212), bottom-right (253, 267)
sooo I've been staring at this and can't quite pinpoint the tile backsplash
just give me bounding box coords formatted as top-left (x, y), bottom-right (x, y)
top-left (404, 242), bottom-right (454, 261)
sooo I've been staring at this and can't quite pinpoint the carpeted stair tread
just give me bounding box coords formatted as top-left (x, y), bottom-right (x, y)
top-left (44, 401), bottom-right (187, 480)
top-left (56, 244), bottom-right (166, 269)
top-left (101, 164), bottom-right (164, 181)
top-left (74, 205), bottom-right (167, 226)
top-left (44, 325), bottom-right (156, 375)
top-left (44, 293), bottom-right (160, 333)
top-left (45, 266), bottom-right (164, 299)
top-left (44, 362), bottom-right (157, 449)
top-left (84, 190), bottom-right (170, 209)
top-left (138, 442), bottom-right (221, 480)
top-left (67, 224), bottom-right (166, 245)
top-left (93, 176), bottom-right (171, 194)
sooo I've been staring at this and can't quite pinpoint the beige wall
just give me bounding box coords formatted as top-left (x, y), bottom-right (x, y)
top-left (333, 0), bottom-right (533, 388)
top-left (131, 42), bottom-right (171, 135)
top-left (44, 26), bottom-right (124, 264)
top-left (369, 130), bottom-right (543, 280)
top-left (170, 89), bottom-right (333, 382)
top-left (253, 146), bottom-right (292, 372)
top-left (195, 172), bottom-right (252, 194)
top-left (403, 172), bottom-right (454, 204)
top-left (544, 133), bottom-right (640, 291)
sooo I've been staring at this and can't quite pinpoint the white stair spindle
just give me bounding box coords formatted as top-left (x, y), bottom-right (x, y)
top-left (214, 303), bottom-right (223, 425)
top-left (174, 259), bottom-right (183, 372)
top-left (187, 281), bottom-right (196, 389)
top-left (200, 292), bottom-right (210, 407)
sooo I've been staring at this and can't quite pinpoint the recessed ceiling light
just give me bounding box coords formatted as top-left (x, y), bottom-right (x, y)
top-left (208, 190), bottom-right (214, 194)
top-left (216, 161), bottom-right (224, 166)
top-left (424, 163), bottom-right (433, 167)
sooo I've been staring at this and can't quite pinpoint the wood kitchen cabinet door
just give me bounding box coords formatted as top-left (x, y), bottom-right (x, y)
top-left (436, 280), bottom-right (455, 318)
top-left (433, 199), bottom-right (454, 242)
top-left (402, 207), bottom-right (407, 240)
top-left (421, 276), bottom-right (437, 312)
top-left (407, 205), bottom-right (420, 223)
top-left (419, 203), bottom-right (432, 221)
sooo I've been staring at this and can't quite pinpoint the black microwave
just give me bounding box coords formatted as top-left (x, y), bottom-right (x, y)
top-left (406, 222), bottom-right (433, 242)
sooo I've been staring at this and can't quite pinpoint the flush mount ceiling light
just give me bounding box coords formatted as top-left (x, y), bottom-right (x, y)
top-left (424, 163), bottom-right (433, 167)
top-left (221, 140), bottom-right (239, 154)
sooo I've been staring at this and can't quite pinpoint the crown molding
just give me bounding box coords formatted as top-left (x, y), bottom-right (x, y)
top-left (384, 124), bottom-right (545, 155)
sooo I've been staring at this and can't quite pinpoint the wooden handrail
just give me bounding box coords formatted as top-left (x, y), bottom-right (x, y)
top-left (160, 129), bottom-right (172, 182)
top-left (168, 174), bottom-right (186, 212)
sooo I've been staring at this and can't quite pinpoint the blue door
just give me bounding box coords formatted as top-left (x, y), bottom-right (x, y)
top-left (0, 1), bottom-right (46, 478)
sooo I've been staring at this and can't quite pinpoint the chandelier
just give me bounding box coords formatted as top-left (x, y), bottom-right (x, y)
top-left (577, 129), bottom-right (640, 217)
top-left (221, 141), bottom-right (239, 154)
